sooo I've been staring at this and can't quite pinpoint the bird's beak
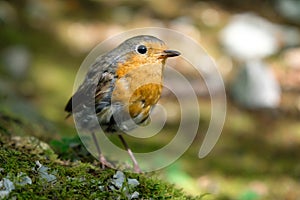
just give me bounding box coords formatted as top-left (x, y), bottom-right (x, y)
top-left (161, 50), bottom-right (181, 58)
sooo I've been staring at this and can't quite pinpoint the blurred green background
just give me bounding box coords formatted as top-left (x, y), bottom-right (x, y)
top-left (1, 0), bottom-right (300, 199)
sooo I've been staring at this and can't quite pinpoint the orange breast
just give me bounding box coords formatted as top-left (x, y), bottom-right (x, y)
top-left (129, 83), bottom-right (162, 118)
top-left (112, 58), bottom-right (164, 121)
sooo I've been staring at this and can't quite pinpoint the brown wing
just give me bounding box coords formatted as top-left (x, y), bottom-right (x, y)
top-left (64, 56), bottom-right (117, 116)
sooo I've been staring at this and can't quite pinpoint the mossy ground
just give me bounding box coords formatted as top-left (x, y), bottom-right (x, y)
top-left (0, 112), bottom-right (201, 200)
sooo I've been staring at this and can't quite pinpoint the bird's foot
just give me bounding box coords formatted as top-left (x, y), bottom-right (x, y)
top-left (99, 155), bottom-right (114, 169)
top-left (133, 164), bottom-right (142, 173)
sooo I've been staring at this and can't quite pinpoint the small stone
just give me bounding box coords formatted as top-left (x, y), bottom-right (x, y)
top-left (127, 178), bottom-right (139, 188)
top-left (16, 172), bottom-right (32, 186)
top-left (130, 191), bottom-right (139, 199)
top-left (0, 178), bottom-right (15, 199)
top-left (34, 161), bottom-right (57, 183)
top-left (98, 185), bottom-right (104, 191)
top-left (111, 171), bottom-right (125, 189)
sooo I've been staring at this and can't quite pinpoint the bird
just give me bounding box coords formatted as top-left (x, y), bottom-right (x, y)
top-left (65, 35), bottom-right (180, 172)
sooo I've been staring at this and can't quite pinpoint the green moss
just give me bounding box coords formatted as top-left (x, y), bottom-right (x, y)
top-left (0, 116), bottom-right (200, 200)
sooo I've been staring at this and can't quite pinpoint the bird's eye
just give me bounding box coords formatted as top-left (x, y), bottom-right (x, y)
top-left (136, 45), bottom-right (147, 54)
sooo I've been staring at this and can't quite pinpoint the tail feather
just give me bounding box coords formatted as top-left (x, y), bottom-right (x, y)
top-left (65, 97), bottom-right (73, 119)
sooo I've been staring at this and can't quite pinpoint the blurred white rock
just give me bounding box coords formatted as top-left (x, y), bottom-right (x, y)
top-left (231, 60), bottom-right (281, 109)
top-left (220, 13), bottom-right (300, 60)
top-left (220, 13), bottom-right (278, 60)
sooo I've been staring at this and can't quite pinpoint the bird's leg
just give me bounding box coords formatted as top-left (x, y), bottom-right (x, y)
top-left (118, 135), bottom-right (142, 173)
top-left (91, 132), bottom-right (113, 169)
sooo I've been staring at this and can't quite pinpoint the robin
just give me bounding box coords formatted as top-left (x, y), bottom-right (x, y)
top-left (65, 35), bottom-right (180, 172)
